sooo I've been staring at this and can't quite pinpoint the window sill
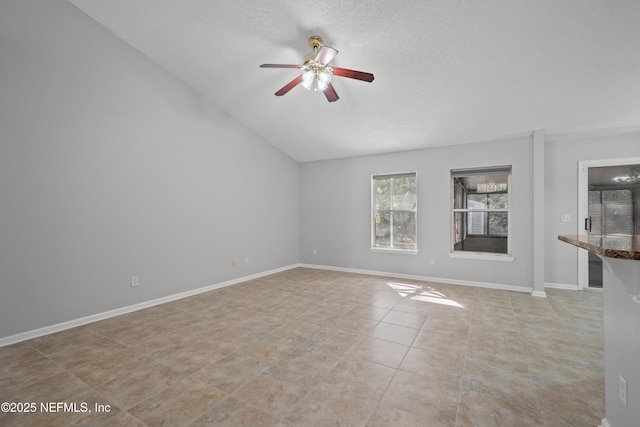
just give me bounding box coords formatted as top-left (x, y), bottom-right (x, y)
top-left (448, 252), bottom-right (514, 262)
top-left (370, 247), bottom-right (418, 255)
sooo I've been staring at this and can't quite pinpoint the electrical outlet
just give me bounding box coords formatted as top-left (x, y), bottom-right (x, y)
top-left (429, 257), bottom-right (435, 265)
top-left (131, 276), bottom-right (139, 287)
top-left (313, 249), bottom-right (318, 255)
top-left (245, 257), bottom-right (249, 264)
top-left (619, 375), bottom-right (628, 407)
top-left (561, 214), bottom-right (572, 223)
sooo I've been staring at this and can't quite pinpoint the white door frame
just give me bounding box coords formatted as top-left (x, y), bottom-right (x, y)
top-left (577, 156), bottom-right (640, 289)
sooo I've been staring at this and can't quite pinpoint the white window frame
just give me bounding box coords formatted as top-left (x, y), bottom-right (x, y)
top-left (371, 172), bottom-right (418, 254)
top-left (449, 166), bottom-right (514, 262)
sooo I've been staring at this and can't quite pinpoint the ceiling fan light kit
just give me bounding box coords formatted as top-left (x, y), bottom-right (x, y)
top-left (301, 60), bottom-right (332, 92)
top-left (260, 35), bottom-right (374, 102)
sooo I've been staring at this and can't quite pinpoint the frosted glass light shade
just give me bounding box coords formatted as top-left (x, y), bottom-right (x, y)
top-left (301, 68), bottom-right (332, 91)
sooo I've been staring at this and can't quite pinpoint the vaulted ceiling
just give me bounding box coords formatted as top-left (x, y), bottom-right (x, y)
top-left (68, 0), bottom-right (640, 163)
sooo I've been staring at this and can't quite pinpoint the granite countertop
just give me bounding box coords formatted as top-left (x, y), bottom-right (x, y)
top-left (558, 234), bottom-right (640, 261)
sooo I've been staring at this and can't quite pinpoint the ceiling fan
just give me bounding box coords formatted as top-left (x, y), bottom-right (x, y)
top-left (260, 35), bottom-right (374, 102)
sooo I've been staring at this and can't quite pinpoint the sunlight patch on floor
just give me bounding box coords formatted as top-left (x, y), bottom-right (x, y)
top-left (387, 282), bottom-right (464, 308)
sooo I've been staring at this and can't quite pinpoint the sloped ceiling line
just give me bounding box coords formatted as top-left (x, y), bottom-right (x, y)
top-left (69, 0), bottom-right (640, 162)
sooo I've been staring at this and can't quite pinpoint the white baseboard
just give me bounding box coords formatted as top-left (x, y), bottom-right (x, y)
top-left (299, 263), bottom-right (533, 294)
top-left (600, 417), bottom-right (611, 427)
top-left (531, 290), bottom-right (548, 298)
top-left (0, 264), bottom-right (299, 347)
top-left (545, 281), bottom-right (580, 291)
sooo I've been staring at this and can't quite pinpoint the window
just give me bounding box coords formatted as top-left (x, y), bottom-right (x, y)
top-left (372, 172), bottom-right (417, 252)
top-left (451, 166), bottom-right (512, 258)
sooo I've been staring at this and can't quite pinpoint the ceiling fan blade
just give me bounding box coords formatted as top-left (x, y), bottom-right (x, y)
top-left (314, 46), bottom-right (338, 65)
top-left (274, 75), bottom-right (303, 96)
top-left (260, 64), bottom-right (302, 69)
top-left (323, 83), bottom-right (339, 102)
top-left (332, 67), bottom-right (375, 82)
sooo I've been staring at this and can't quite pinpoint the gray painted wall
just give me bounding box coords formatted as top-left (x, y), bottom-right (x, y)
top-left (0, 0), bottom-right (299, 338)
top-left (2, 0), bottom-right (640, 344)
top-left (299, 137), bottom-right (535, 290)
top-left (544, 133), bottom-right (640, 287)
top-left (300, 132), bottom-right (640, 292)
top-left (602, 257), bottom-right (640, 427)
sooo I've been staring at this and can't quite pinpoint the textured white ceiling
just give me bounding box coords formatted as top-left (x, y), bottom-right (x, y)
top-left (68, 0), bottom-right (640, 162)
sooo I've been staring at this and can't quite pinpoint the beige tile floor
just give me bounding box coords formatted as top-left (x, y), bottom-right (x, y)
top-left (0, 268), bottom-right (604, 426)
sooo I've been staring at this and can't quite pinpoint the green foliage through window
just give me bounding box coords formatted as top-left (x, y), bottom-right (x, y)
top-left (373, 173), bottom-right (417, 251)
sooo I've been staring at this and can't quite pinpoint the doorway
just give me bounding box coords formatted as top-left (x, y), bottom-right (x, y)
top-left (578, 158), bottom-right (640, 289)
